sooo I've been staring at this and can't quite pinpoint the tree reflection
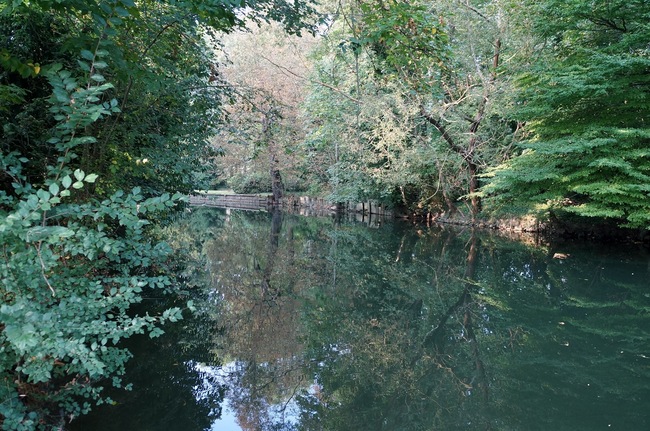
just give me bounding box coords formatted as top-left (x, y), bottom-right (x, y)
top-left (88, 208), bottom-right (646, 431)
top-left (294, 228), bottom-right (501, 430)
top-left (205, 209), bottom-right (314, 430)
top-left (201, 211), bottom-right (650, 431)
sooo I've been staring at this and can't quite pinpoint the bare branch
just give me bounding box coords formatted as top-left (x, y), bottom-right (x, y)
top-left (36, 242), bottom-right (56, 296)
top-left (258, 54), bottom-right (360, 104)
top-left (458, 0), bottom-right (489, 21)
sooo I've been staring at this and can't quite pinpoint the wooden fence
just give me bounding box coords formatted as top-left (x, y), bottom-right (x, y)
top-left (189, 194), bottom-right (273, 210)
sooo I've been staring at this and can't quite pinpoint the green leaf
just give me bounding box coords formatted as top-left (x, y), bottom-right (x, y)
top-left (36, 189), bottom-right (51, 201)
top-left (81, 50), bottom-right (95, 61)
top-left (4, 323), bottom-right (39, 354)
top-left (49, 183), bottom-right (60, 196)
top-left (25, 225), bottom-right (75, 241)
top-left (99, 2), bottom-right (112, 14)
top-left (149, 327), bottom-right (165, 338)
top-left (115, 7), bottom-right (130, 17)
top-left (77, 60), bottom-right (92, 72)
top-left (108, 17), bottom-right (123, 26)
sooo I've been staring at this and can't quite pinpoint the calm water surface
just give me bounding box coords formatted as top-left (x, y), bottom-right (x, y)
top-left (72, 208), bottom-right (650, 430)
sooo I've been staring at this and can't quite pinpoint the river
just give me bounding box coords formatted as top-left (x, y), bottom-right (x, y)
top-left (72, 207), bottom-right (650, 430)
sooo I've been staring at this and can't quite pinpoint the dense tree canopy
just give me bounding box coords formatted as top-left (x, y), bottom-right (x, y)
top-left (482, 0), bottom-right (650, 229)
top-left (299, 0), bottom-right (519, 218)
top-left (200, 0), bottom-right (649, 231)
top-left (294, 0), bottom-right (649, 230)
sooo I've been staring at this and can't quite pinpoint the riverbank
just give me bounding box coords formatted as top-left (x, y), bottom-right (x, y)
top-left (190, 191), bottom-right (649, 245)
top-left (428, 211), bottom-right (649, 245)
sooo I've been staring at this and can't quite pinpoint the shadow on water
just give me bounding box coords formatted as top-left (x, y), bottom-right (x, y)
top-left (72, 208), bottom-right (650, 431)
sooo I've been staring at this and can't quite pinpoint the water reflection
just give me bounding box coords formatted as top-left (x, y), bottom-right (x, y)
top-left (72, 209), bottom-right (650, 430)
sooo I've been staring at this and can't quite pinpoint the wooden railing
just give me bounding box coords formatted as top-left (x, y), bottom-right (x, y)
top-left (189, 194), bottom-right (272, 210)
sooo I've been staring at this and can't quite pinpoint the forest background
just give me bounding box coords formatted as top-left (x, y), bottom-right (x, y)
top-left (0, 0), bottom-right (648, 429)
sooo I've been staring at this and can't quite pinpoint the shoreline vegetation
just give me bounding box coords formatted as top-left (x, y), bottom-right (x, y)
top-left (190, 191), bottom-right (650, 244)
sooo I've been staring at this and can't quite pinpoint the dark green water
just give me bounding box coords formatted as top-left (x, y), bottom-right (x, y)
top-left (72, 208), bottom-right (650, 431)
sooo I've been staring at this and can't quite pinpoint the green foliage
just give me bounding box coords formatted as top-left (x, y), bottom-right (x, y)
top-left (229, 171), bottom-right (272, 194)
top-left (0, 160), bottom-right (186, 428)
top-left (301, 0), bottom-right (520, 215)
top-left (301, 3), bottom-right (450, 207)
top-left (1, 0), bottom-right (319, 198)
top-left (0, 180), bottom-right (185, 428)
top-left (0, 0), bottom-right (318, 427)
top-left (303, 0), bottom-right (649, 227)
top-left (0, 27), bottom-right (189, 426)
top-left (353, 0), bottom-right (450, 88)
top-left (483, 0), bottom-right (650, 229)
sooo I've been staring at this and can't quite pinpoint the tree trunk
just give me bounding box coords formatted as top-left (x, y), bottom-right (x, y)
top-left (269, 147), bottom-right (284, 203)
top-left (422, 36), bottom-right (501, 220)
top-left (467, 155), bottom-right (482, 218)
top-left (263, 111), bottom-right (284, 204)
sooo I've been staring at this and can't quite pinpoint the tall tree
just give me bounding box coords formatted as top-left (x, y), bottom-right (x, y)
top-left (302, 0), bottom-right (519, 218)
top-left (417, 0), bottom-right (515, 219)
top-left (482, 0), bottom-right (650, 229)
top-left (211, 23), bottom-right (317, 199)
top-left (302, 0), bottom-right (450, 207)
